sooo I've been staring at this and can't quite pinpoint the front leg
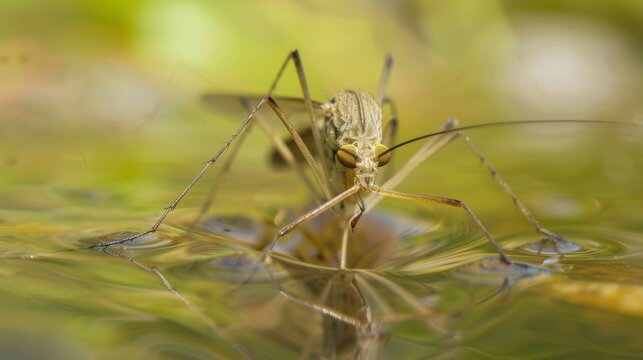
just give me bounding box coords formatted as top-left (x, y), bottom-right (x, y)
top-left (370, 186), bottom-right (513, 264)
top-left (262, 185), bottom-right (361, 263)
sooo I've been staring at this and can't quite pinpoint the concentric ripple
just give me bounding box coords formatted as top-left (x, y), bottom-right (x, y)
top-left (504, 230), bottom-right (629, 260)
top-left (521, 237), bottom-right (583, 255)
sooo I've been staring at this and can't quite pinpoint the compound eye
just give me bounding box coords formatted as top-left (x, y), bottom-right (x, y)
top-left (336, 145), bottom-right (358, 168)
top-left (374, 144), bottom-right (391, 167)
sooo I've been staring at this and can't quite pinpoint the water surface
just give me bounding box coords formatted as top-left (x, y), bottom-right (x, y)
top-left (0, 123), bottom-right (641, 359)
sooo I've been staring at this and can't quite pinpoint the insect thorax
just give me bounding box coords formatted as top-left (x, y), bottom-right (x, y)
top-left (322, 91), bottom-right (383, 188)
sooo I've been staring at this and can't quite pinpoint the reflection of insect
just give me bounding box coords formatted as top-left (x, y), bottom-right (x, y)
top-left (92, 50), bottom-right (594, 267)
top-left (265, 254), bottom-right (529, 359)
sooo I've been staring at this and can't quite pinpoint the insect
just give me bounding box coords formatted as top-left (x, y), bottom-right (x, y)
top-left (92, 50), bottom-right (593, 267)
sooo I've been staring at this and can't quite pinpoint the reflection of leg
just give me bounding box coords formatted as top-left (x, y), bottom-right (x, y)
top-left (265, 267), bottom-right (372, 359)
top-left (460, 132), bottom-right (575, 249)
top-left (101, 247), bottom-right (217, 329)
top-left (298, 273), bottom-right (336, 359)
top-left (370, 186), bottom-right (512, 264)
top-left (357, 270), bottom-right (449, 335)
top-left (102, 248), bottom-right (205, 329)
top-left (99, 248), bottom-right (251, 357)
top-left (339, 225), bottom-right (351, 270)
top-left (262, 185), bottom-right (361, 262)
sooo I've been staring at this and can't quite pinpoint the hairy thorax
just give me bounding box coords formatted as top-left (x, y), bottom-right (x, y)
top-left (322, 91), bottom-right (383, 188)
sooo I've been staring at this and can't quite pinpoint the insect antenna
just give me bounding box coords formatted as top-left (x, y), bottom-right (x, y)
top-left (380, 119), bottom-right (637, 157)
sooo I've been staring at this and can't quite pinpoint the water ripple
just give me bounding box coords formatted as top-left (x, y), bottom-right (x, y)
top-left (505, 229), bottom-right (630, 261)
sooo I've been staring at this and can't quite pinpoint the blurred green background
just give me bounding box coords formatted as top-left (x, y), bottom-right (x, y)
top-left (0, 1), bottom-right (641, 359)
top-left (1, 0), bottom-right (640, 211)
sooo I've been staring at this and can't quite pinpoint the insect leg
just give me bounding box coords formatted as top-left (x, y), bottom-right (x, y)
top-left (90, 98), bottom-right (269, 248)
top-left (380, 97), bottom-right (399, 181)
top-left (93, 93), bottom-right (333, 249)
top-left (271, 50), bottom-right (333, 199)
top-left (369, 185), bottom-right (513, 264)
top-left (263, 96), bottom-right (332, 200)
top-left (377, 51), bottom-right (397, 180)
top-left (190, 106), bottom-right (254, 227)
top-left (376, 53), bottom-right (394, 105)
top-left (381, 98), bottom-right (398, 147)
top-left (262, 185), bottom-right (360, 263)
top-left (194, 48), bottom-right (341, 222)
top-left (245, 98), bottom-right (325, 203)
top-left (459, 132), bottom-right (578, 249)
top-left (193, 96), bottom-right (326, 225)
top-left (338, 194), bottom-right (366, 269)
